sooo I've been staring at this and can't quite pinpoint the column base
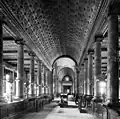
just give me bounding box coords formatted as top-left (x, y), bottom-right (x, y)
top-left (27, 94), bottom-right (36, 98)
top-left (13, 96), bottom-right (24, 101)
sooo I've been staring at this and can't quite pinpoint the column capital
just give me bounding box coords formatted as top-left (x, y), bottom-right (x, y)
top-left (28, 51), bottom-right (36, 57)
top-left (88, 49), bottom-right (94, 55)
top-left (94, 34), bottom-right (104, 42)
top-left (15, 39), bottom-right (25, 45)
top-left (36, 59), bottom-right (42, 63)
top-left (44, 65), bottom-right (48, 71)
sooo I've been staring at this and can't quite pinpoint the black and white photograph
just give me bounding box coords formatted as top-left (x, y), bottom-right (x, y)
top-left (0, 0), bottom-right (120, 119)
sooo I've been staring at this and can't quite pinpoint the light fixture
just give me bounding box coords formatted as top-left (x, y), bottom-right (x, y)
top-left (65, 76), bottom-right (69, 81)
top-left (99, 81), bottom-right (106, 95)
top-left (5, 74), bottom-right (13, 102)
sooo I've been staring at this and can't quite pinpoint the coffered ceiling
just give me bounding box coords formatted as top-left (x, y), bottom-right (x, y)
top-left (0, 0), bottom-right (116, 74)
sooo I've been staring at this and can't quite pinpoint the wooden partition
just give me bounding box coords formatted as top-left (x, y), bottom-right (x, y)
top-left (0, 95), bottom-right (52, 119)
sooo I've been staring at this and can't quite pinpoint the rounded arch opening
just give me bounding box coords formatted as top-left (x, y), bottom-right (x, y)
top-left (58, 67), bottom-right (75, 81)
top-left (52, 55), bottom-right (78, 68)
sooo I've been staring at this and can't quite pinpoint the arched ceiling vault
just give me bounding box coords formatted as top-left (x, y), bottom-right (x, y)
top-left (0, 0), bottom-right (114, 71)
top-left (58, 67), bottom-right (75, 81)
top-left (52, 55), bottom-right (77, 68)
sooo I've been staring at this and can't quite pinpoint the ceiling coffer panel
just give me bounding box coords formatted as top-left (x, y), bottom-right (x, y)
top-left (3, 0), bottom-right (102, 65)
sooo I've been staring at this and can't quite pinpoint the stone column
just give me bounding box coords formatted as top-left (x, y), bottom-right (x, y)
top-left (94, 34), bottom-right (103, 100)
top-left (52, 68), bottom-right (55, 95)
top-left (0, 15), bottom-right (4, 101)
top-left (84, 59), bottom-right (88, 95)
top-left (39, 61), bottom-right (42, 95)
top-left (87, 50), bottom-right (93, 95)
top-left (55, 70), bottom-right (58, 96)
top-left (29, 52), bottom-right (35, 97)
top-left (61, 82), bottom-right (63, 93)
top-left (12, 70), bottom-right (15, 96)
top-left (72, 78), bottom-right (74, 93)
top-left (44, 66), bottom-right (46, 94)
top-left (45, 69), bottom-right (48, 94)
top-left (47, 70), bottom-right (50, 94)
top-left (74, 72), bottom-right (77, 94)
top-left (36, 60), bottom-right (41, 96)
top-left (53, 66), bottom-right (58, 96)
top-left (50, 71), bottom-right (53, 95)
top-left (15, 39), bottom-right (24, 98)
top-left (76, 68), bottom-right (80, 94)
top-left (107, 13), bottom-right (119, 103)
top-left (41, 64), bottom-right (44, 94)
top-left (80, 64), bottom-right (84, 94)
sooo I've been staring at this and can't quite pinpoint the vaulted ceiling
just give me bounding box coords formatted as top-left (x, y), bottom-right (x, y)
top-left (58, 67), bottom-right (75, 81)
top-left (0, 0), bottom-right (116, 74)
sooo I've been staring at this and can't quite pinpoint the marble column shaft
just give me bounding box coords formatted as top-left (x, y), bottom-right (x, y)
top-left (107, 14), bottom-right (119, 103)
top-left (39, 62), bottom-right (42, 95)
top-left (45, 70), bottom-right (48, 94)
top-left (52, 69), bottom-right (55, 95)
top-left (16, 40), bottom-right (24, 98)
top-left (84, 59), bottom-right (88, 95)
top-left (37, 60), bottom-right (41, 96)
top-left (77, 69), bottom-right (80, 94)
top-left (44, 67), bottom-right (46, 94)
top-left (41, 64), bottom-right (44, 94)
top-left (29, 53), bottom-right (35, 97)
top-left (0, 16), bottom-right (3, 98)
top-left (50, 71), bottom-right (53, 95)
top-left (87, 51), bottom-right (93, 95)
top-left (94, 35), bottom-right (102, 98)
top-left (80, 65), bottom-right (84, 94)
